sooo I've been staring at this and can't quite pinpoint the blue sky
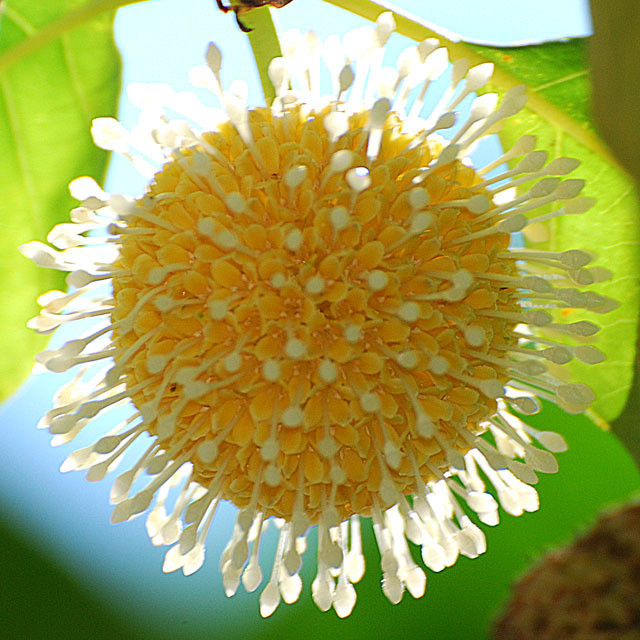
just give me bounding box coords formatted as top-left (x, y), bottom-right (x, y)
top-left (0, 0), bottom-right (592, 636)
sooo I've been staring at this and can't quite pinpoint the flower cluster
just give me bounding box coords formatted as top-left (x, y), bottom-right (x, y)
top-left (21, 13), bottom-right (614, 618)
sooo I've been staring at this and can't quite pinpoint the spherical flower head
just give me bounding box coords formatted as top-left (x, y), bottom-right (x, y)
top-left (21, 13), bottom-right (616, 618)
top-left (494, 503), bottom-right (640, 639)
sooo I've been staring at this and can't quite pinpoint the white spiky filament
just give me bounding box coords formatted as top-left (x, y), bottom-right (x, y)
top-left (21, 12), bottom-right (615, 619)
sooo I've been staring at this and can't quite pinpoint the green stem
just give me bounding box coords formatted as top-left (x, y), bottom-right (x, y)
top-left (242, 7), bottom-right (281, 105)
top-left (323, 0), bottom-right (625, 174)
top-left (0, 0), bottom-right (146, 76)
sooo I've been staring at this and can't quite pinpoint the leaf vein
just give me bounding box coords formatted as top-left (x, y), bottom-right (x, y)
top-left (3, 5), bottom-right (36, 36)
top-left (61, 32), bottom-right (90, 120)
top-left (601, 318), bottom-right (637, 330)
top-left (604, 241), bottom-right (640, 251)
top-left (597, 185), bottom-right (635, 215)
top-left (534, 70), bottom-right (588, 92)
top-left (598, 386), bottom-right (631, 403)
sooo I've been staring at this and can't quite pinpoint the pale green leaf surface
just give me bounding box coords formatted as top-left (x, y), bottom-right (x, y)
top-left (0, 0), bottom-right (120, 402)
top-left (467, 39), bottom-right (640, 422)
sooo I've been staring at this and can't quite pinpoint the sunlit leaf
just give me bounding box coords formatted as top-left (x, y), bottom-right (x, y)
top-left (0, 0), bottom-right (120, 401)
top-left (468, 38), bottom-right (640, 422)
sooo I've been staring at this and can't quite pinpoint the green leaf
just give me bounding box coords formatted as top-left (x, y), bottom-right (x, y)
top-left (470, 38), bottom-right (592, 129)
top-left (467, 38), bottom-right (640, 423)
top-left (0, 0), bottom-right (121, 401)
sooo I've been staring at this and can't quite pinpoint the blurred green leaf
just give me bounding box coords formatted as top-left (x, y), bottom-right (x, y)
top-left (469, 38), bottom-right (640, 423)
top-left (589, 0), bottom-right (640, 186)
top-left (0, 516), bottom-right (138, 639)
top-left (0, 0), bottom-right (120, 401)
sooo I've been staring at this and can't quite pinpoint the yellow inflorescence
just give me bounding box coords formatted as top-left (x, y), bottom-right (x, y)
top-left (111, 104), bottom-right (519, 523)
